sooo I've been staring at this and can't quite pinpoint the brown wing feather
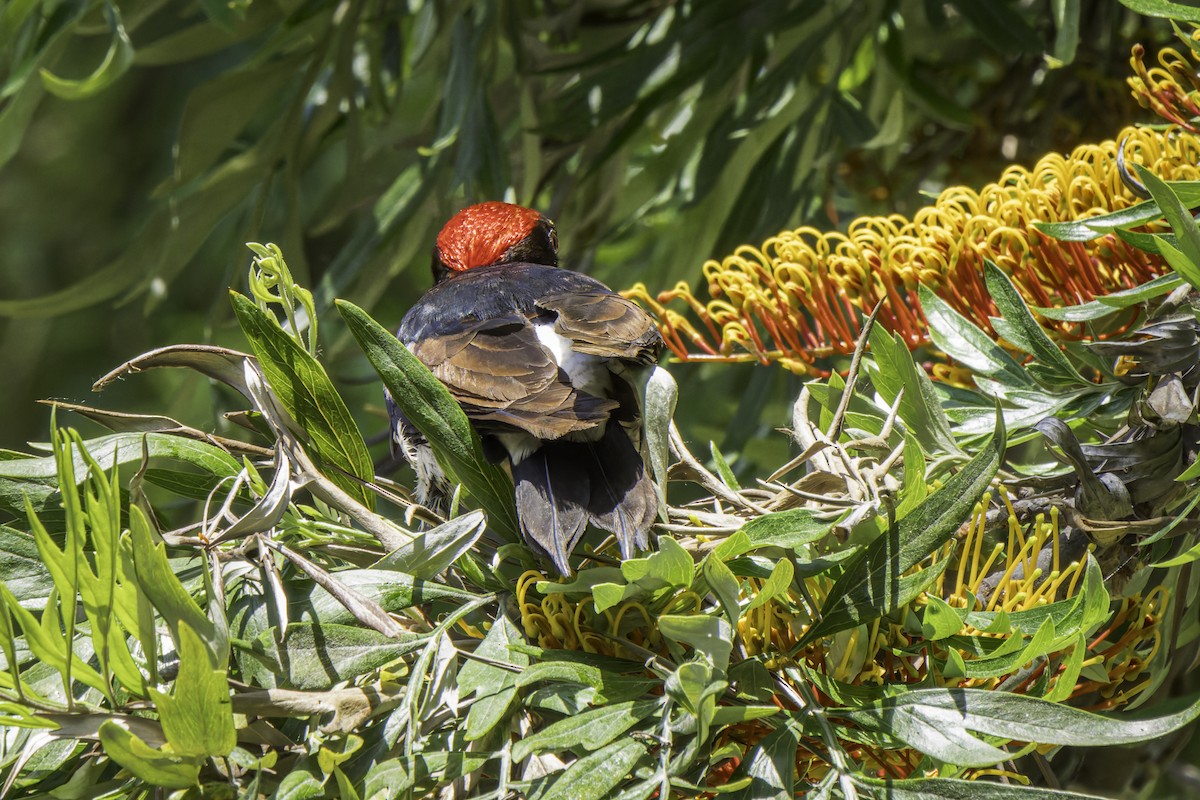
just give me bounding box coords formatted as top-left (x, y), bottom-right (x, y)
top-left (409, 316), bottom-right (615, 440)
top-left (537, 292), bottom-right (663, 364)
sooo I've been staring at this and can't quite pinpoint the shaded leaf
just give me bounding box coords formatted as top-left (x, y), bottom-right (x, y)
top-left (231, 292), bottom-right (375, 508)
top-left (336, 299), bottom-right (518, 538)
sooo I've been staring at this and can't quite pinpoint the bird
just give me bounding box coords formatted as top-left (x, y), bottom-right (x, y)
top-left (387, 201), bottom-right (665, 575)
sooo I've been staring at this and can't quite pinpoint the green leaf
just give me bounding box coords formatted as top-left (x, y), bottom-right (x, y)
top-left (537, 738), bottom-right (645, 800)
top-left (702, 556), bottom-right (742, 627)
top-left (149, 623), bottom-right (234, 758)
top-left (127, 506), bottom-right (218, 657)
top-left (1136, 164), bottom-right (1200, 262)
top-left (272, 766), bottom-right (326, 800)
top-left (39, 5), bottom-right (133, 100)
top-left (515, 661), bottom-right (657, 704)
top-left (1031, 183), bottom-right (1200, 240)
top-left (335, 299), bottom-right (518, 538)
top-left (658, 615), bottom-right (733, 671)
top-left (744, 558), bottom-right (793, 613)
top-left (738, 509), bottom-right (831, 551)
top-left (272, 623), bottom-right (426, 690)
top-left (373, 510), bottom-right (487, 578)
top-left (799, 407), bottom-right (1004, 647)
top-left (917, 286), bottom-right (1033, 388)
top-left (837, 687), bottom-right (1200, 767)
top-left (0, 432), bottom-right (240, 485)
top-left (1051, 0), bottom-right (1080, 65)
top-left (644, 366), bottom-right (677, 521)
top-left (709, 441), bottom-right (741, 491)
top-left (984, 260), bottom-right (1085, 384)
top-left (1119, 0), bottom-right (1200, 22)
top-left (171, 56), bottom-right (303, 186)
top-left (2, 582), bottom-right (109, 695)
top-left (98, 720), bottom-right (202, 790)
top-left (921, 595), bottom-right (965, 641)
top-left (291, 569), bottom-right (477, 627)
top-left (727, 723), bottom-right (796, 800)
top-left (948, 0), bottom-right (1040, 55)
top-left (0, 526), bottom-right (53, 605)
top-left (593, 536), bottom-right (695, 613)
top-left (866, 325), bottom-right (964, 455)
top-left (856, 775), bottom-right (1106, 798)
top-left (231, 292), bottom-right (375, 509)
top-left (458, 614), bottom-right (527, 742)
top-left (1152, 234), bottom-right (1200, 291)
top-left (1034, 274), bottom-right (1182, 321)
top-left (895, 430), bottom-right (928, 518)
top-left (512, 699), bottom-right (660, 762)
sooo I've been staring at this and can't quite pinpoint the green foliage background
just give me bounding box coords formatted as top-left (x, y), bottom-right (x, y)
top-left (0, 0), bottom-right (1166, 470)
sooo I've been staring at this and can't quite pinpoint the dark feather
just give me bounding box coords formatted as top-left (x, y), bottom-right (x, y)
top-left (584, 424), bottom-right (658, 557)
top-left (512, 445), bottom-right (590, 575)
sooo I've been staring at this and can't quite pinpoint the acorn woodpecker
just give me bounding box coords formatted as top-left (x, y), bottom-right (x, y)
top-left (388, 202), bottom-right (664, 574)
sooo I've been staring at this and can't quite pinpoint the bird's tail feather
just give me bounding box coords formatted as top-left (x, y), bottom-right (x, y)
top-left (585, 424), bottom-right (656, 558)
top-left (513, 445), bottom-right (589, 576)
top-left (512, 424), bottom-right (656, 575)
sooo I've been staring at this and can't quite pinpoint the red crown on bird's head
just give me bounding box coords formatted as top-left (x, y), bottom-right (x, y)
top-left (435, 201), bottom-right (546, 272)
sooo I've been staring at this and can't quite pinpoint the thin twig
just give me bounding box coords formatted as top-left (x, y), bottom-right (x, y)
top-left (669, 422), bottom-right (770, 515)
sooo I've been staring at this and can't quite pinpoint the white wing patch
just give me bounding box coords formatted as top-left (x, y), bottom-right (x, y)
top-left (534, 322), bottom-right (614, 400)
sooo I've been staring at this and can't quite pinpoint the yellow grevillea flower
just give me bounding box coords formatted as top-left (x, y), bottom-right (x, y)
top-left (1128, 42), bottom-right (1200, 133)
top-left (625, 69), bottom-right (1200, 374)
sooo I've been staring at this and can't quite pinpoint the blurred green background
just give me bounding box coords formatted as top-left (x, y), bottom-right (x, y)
top-left (0, 0), bottom-right (1172, 479)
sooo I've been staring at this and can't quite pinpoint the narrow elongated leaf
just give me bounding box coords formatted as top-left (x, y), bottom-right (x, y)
top-left (290, 569), bottom-right (476, 627)
top-left (837, 687), bottom-right (1200, 767)
top-left (538, 738), bottom-right (645, 800)
top-left (738, 509), bottom-right (831, 551)
top-left (232, 293), bottom-right (375, 508)
top-left (1152, 234), bottom-right (1200, 290)
top-left (336, 300), bottom-right (518, 538)
top-left (374, 510), bottom-right (487, 578)
top-left (458, 615), bottom-right (527, 741)
top-left (644, 366), bottom-right (677, 520)
top-left (0, 525), bottom-right (53, 605)
top-left (867, 326), bottom-right (963, 455)
top-left (1137, 164), bottom-right (1200, 264)
top-left (858, 775), bottom-right (1106, 798)
top-left (658, 615), bottom-right (733, 671)
top-left (703, 556), bottom-right (742, 627)
top-left (275, 623), bottom-right (426, 690)
top-left (1051, 0), bottom-right (1079, 64)
top-left (745, 559), bottom-right (793, 612)
top-left (1032, 182), bottom-right (1200, 240)
top-left (512, 699), bottom-right (660, 762)
top-left (0, 433), bottom-right (239, 485)
top-left (917, 286), bottom-right (1032, 388)
top-left (127, 507), bottom-right (218, 656)
top-left (798, 407), bottom-right (1004, 647)
top-left (1119, 0), bottom-right (1200, 21)
top-left (984, 260), bottom-right (1085, 384)
top-left (1035, 274), bottom-right (1182, 321)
